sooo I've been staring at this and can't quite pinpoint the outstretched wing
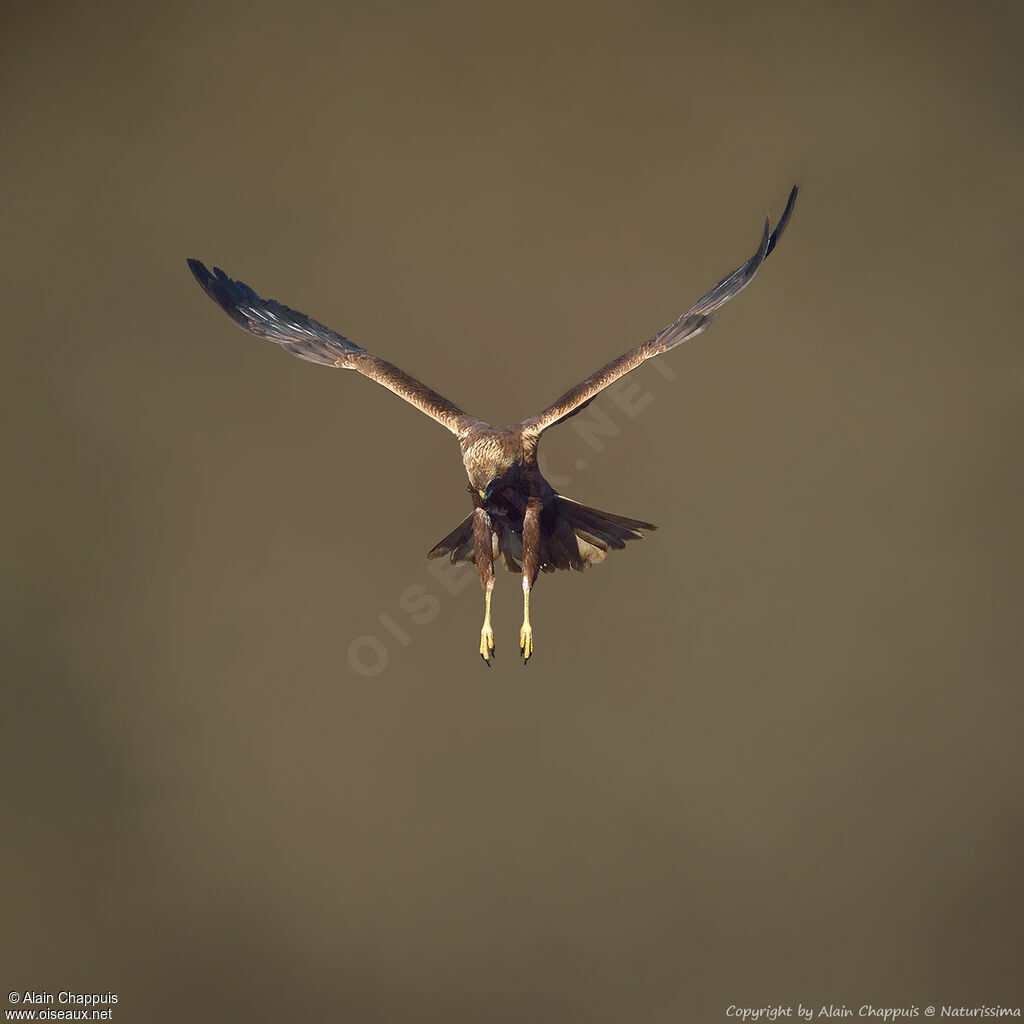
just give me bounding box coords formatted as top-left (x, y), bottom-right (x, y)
top-left (187, 260), bottom-right (481, 437)
top-left (519, 186), bottom-right (798, 435)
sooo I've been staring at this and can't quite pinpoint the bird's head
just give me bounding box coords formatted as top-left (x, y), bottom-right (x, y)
top-left (467, 459), bottom-right (526, 504)
top-left (467, 469), bottom-right (506, 503)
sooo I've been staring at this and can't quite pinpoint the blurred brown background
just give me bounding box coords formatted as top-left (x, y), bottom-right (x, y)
top-left (2, 0), bottom-right (1021, 1019)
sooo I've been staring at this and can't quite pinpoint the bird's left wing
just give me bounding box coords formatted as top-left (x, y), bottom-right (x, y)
top-left (187, 260), bottom-right (481, 437)
top-left (519, 186), bottom-right (797, 436)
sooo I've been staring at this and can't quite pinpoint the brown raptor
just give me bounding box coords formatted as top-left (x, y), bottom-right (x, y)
top-left (187, 186), bottom-right (797, 664)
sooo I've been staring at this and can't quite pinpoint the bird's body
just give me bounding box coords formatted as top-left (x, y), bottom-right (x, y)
top-left (439, 422), bottom-right (653, 572)
top-left (188, 186), bottom-right (797, 663)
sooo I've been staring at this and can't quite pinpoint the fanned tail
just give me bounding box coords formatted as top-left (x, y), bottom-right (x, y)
top-left (426, 497), bottom-right (656, 572)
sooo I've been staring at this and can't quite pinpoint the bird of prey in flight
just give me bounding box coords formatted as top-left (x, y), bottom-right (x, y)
top-left (188, 186), bottom-right (797, 665)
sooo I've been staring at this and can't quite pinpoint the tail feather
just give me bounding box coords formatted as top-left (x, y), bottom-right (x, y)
top-left (498, 527), bottom-right (523, 572)
top-left (426, 512), bottom-right (475, 563)
top-left (545, 508), bottom-right (584, 572)
top-left (555, 497), bottom-right (656, 569)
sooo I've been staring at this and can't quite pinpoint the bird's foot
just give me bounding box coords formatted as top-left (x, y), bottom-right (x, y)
top-left (519, 622), bottom-right (534, 664)
top-left (479, 625), bottom-right (495, 666)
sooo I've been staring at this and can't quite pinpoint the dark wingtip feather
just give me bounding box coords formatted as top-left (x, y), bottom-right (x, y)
top-left (766, 185), bottom-right (798, 257)
top-left (685, 186), bottom-right (796, 320)
top-left (186, 259), bottom-right (365, 366)
top-left (186, 258), bottom-right (216, 295)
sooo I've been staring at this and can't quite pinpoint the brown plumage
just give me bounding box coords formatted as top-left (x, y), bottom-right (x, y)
top-left (187, 185), bottom-right (797, 664)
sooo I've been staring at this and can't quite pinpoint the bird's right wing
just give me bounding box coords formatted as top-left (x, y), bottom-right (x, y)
top-left (187, 260), bottom-right (482, 437)
top-left (519, 186), bottom-right (798, 435)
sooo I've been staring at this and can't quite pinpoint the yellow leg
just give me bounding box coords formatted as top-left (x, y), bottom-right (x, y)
top-left (479, 586), bottom-right (495, 665)
top-left (520, 578), bottom-right (534, 663)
